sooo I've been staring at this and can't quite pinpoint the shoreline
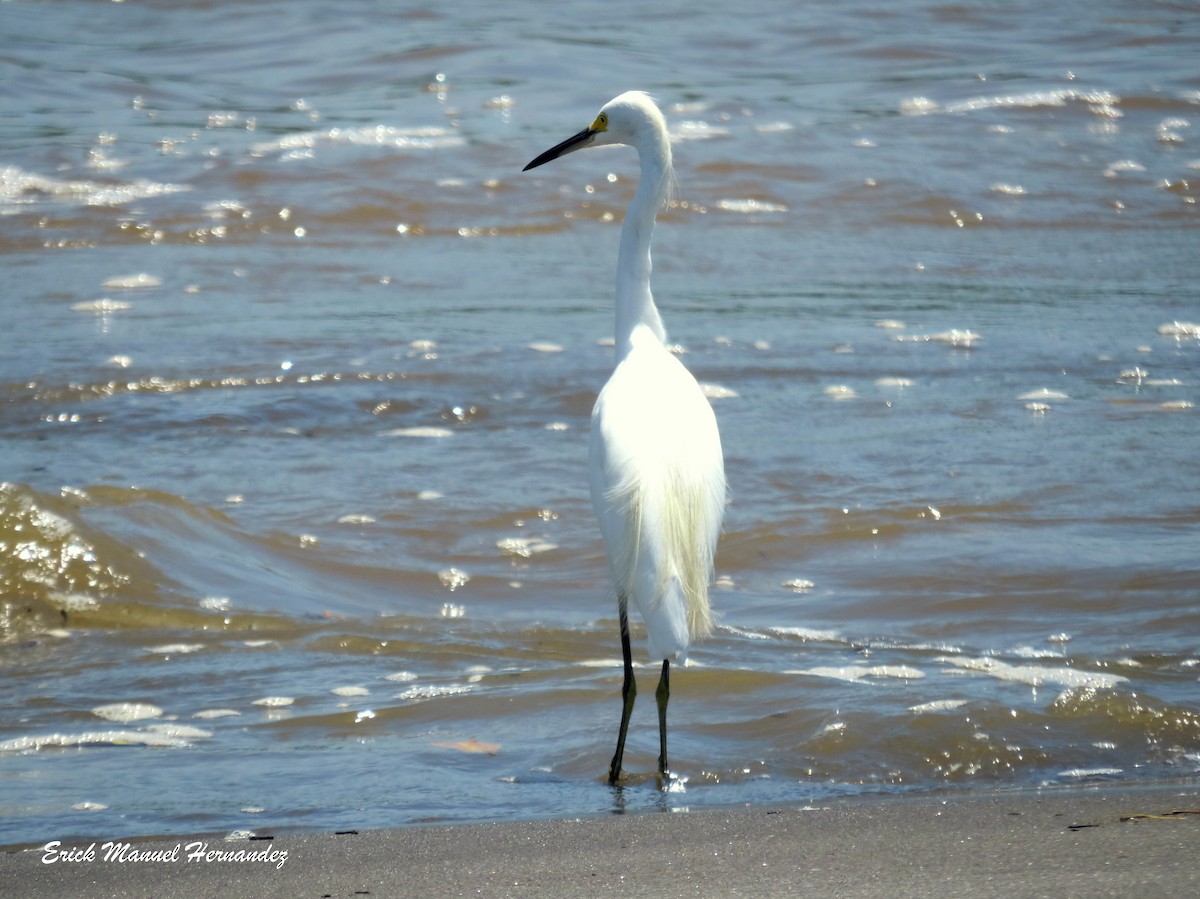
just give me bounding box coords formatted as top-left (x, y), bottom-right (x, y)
top-left (3, 783), bottom-right (1198, 897)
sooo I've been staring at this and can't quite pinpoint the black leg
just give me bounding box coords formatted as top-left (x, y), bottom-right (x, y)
top-left (608, 600), bottom-right (636, 785)
top-left (655, 659), bottom-right (670, 778)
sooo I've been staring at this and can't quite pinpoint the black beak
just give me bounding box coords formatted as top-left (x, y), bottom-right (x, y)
top-left (523, 127), bottom-right (596, 171)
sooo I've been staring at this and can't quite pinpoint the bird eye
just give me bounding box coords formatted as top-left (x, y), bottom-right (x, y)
top-left (594, 113), bottom-right (609, 131)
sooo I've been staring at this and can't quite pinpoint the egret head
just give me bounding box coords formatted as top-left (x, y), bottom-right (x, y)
top-left (523, 91), bottom-right (667, 171)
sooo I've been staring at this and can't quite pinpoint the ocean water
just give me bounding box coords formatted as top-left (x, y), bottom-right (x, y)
top-left (1, 0), bottom-right (1199, 846)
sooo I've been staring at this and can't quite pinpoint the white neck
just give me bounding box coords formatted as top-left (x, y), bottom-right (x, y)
top-left (614, 130), bottom-right (672, 359)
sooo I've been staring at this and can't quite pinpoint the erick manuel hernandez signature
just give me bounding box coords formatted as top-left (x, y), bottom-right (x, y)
top-left (41, 839), bottom-right (289, 870)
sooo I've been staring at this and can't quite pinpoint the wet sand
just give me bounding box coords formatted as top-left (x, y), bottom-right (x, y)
top-left (4, 785), bottom-right (1197, 898)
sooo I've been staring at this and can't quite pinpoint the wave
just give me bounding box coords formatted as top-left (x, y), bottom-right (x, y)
top-left (0, 482), bottom-right (381, 641)
top-left (0, 481), bottom-right (162, 640)
top-left (0, 164), bottom-right (190, 211)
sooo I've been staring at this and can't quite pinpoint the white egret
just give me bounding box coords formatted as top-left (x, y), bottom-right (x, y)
top-left (524, 92), bottom-right (726, 784)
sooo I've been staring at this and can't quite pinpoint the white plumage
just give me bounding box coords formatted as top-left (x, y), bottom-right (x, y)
top-left (525, 91), bottom-right (725, 783)
top-left (589, 325), bottom-right (724, 661)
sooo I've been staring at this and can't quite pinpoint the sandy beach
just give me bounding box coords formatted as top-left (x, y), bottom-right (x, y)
top-left (4, 785), bottom-right (1197, 898)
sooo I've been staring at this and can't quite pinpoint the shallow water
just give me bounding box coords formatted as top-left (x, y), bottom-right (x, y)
top-left (2, 0), bottom-right (1199, 846)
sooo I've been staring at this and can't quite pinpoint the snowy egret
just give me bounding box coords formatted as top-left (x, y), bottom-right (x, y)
top-left (524, 92), bottom-right (726, 784)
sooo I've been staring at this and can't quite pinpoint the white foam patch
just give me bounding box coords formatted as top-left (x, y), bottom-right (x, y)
top-left (192, 709), bottom-right (241, 719)
top-left (1058, 767), bottom-right (1123, 779)
top-left (71, 298), bottom-right (132, 313)
top-left (102, 273), bottom-right (161, 289)
top-left (146, 643), bottom-right (204, 655)
top-left (497, 536), bottom-right (557, 558)
top-left (1018, 388), bottom-right (1069, 401)
top-left (50, 592), bottom-right (100, 612)
top-left (0, 164), bottom-right (190, 207)
top-left (331, 686), bottom-right (369, 697)
top-left (145, 723), bottom-right (211, 740)
top-left (791, 664), bottom-right (925, 683)
top-left (438, 568), bottom-right (470, 591)
top-left (909, 699), bottom-right (969, 714)
top-left (252, 125), bottom-right (465, 159)
top-left (92, 702), bottom-right (162, 723)
top-left (0, 730), bottom-right (191, 752)
top-left (716, 198), bottom-right (788, 214)
top-left (824, 385), bottom-right (857, 401)
top-left (395, 684), bottom-right (471, 701)
top-left (782, 578), bottom-right (815, 593)
top-left (899, 97), bottom-right (941, 116)
top-left (701, 383), bottom-right (739, 399)
top-left (718, 624), bottom-right (772, 640)
top-left (770, 626), bottom-right (843, 643)
top-left (252, 696), bottom-right (295, 707)
top-left (1158, 321), bottom-right (1200, 338)
top-left (943, 656), bottom-right (1127, 689)
top-left (1009, 645), bottom-right (1061, 659)
top-left (671, 121), bottom-right (730, 142)
top-left (928, 329), bottom-right (981, 347)
top-left (902, 88), bottom-right (1120, 117)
